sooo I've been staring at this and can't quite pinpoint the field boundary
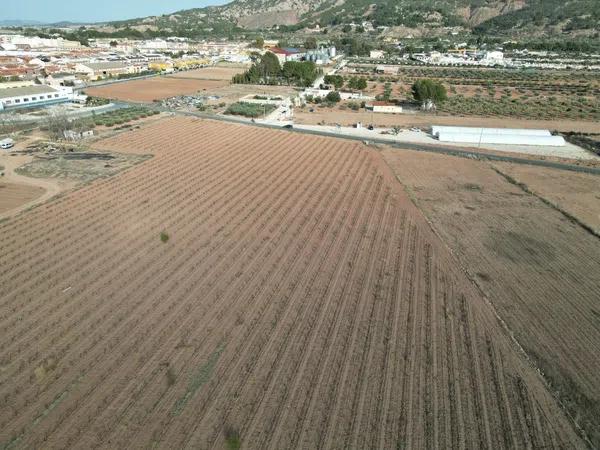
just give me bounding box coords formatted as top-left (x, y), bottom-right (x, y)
top-left (381, 155), bottom-right (595, 448)
top-left (492, 166), bottom-right (600, 239)
top-left (153, 108), bottom-right (600, 176)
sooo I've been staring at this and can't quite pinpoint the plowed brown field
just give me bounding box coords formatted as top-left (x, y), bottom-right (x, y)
top-left (85, 77), bottom-right (229, 102)
top-left (0, 117), bottom-right (585, 449)
top-left (170, 66), bottom-right (246, 80)
top-left (0, 182), bottom-right (45, 214)
top-left (382, 148), bottom-right (600, 447)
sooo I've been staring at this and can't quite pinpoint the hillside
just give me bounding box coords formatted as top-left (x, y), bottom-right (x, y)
top-left (106, 0), bottom-right (599, 36)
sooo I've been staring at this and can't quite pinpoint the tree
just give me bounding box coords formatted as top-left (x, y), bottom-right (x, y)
top-left (260, 52), bottom-right (281, 77)
top-left (412, 79), bottom-right (447, 110)
top-left (252, 37), bottom-right (264, 48)
top-left (304, 37), bottom-right (317, 49)
top-left (282, 61), bottom-right (319, 87)
top-left (324, 74), bottom-right (344, 89)
top-left (110, 40), bottom-right (118, 47)
top-left (347, 76), bottom-right (367, 91)
top-left (325, 91), bottom-right (341, 103)
top-left (342, 24), bottom-right (352, 33)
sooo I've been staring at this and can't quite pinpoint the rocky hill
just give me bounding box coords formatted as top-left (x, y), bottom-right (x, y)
top-left (107, 0), bottom-right (598, 37)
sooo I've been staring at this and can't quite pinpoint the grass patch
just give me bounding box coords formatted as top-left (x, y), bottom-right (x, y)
top-left (224, 426), bottom-right (241, 450)
top-left (160, 231), bottom-right (169, 243)
top-left (172, 342), bottom-right (225, 416)
top-left (225, 102), bottom-right (276, 118)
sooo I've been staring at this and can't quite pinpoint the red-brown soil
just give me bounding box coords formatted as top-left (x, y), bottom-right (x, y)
top-left (382, 148), bottom-right (600, 447)
top-left (170, 66), bottom-right (246, 81)
top-left (86, 77), bottom-right (229, 102)
top-left (0, 181), bottom-right (45, 214)
top-left (0, 117), bottom-right (585, 448)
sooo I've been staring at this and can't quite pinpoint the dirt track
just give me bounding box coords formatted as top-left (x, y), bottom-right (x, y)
top-left (382, 148), bottom-right (600, 447)
top-left (0, 118), bottom-right (585, 448)
top-left (295, 108), bottom-right (600, 133)
top-left (85, 77), bottom-right (229, 102)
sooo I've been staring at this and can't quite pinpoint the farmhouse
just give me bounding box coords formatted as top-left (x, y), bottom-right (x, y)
top-left (366, 101), bottom-right (403, 114)
top-left (0, 85), bottom-right (74, 111)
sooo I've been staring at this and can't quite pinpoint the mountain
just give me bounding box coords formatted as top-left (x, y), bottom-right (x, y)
top-left (0, 20), bottom-right (45, 27)
top-left (105, 0), bottom-right (598, 37)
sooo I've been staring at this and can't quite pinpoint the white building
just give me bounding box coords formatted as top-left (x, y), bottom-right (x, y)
top-left (366, 101), bottom-right (403, 114)
top-left (370, 50), bottom-right (385, 59)
top-left (0, 85), bottom-right (74, 111)
top-left (75, 61), bottom-right (133, 79)
top-left (432, 126), bottom-right (565, 147)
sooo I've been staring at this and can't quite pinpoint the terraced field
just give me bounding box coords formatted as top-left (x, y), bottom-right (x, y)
top-left (0, 117), bottom-right (585, 449)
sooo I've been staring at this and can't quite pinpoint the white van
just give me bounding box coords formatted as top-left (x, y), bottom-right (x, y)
top-left (0, 138), bottom-right (14, 149)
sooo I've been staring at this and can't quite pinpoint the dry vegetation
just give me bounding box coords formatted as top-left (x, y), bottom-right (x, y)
top-left (382, 148), bottom-right (600, 446)
top-left (0, 117), bottom-right (588, 448)
top-left (342, 64), bottom-right (600, 122)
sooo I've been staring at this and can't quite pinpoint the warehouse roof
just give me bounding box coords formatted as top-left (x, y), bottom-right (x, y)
top-left (0, 85), bottom-right (58, 100)
top-left (81, 61), bottom-right (128, 70)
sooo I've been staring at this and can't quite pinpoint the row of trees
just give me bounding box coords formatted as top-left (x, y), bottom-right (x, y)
top-left (232, 52), bottom-right (321, 87)
top-left (323, 75), bottom-right (367, 91)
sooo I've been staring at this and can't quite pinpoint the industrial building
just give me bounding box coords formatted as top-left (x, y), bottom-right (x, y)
top-left (0, 85), bottom-right (75, 111)
top-left (432, 126), bottom-right (565, 147)
top-left (75, 61), bottom-right (134, 80)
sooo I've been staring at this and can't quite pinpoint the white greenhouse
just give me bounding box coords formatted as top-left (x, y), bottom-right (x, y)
top-left (431, 126), bottom-right (565, 147)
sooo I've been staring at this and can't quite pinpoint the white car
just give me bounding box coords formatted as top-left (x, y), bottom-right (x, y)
top-left (0, 139), bottom-right (14, 149)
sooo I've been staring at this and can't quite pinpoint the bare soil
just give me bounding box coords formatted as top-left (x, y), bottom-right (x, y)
top-left (382, 148), bottom-right (600, 447)
top-left (170, 66), bottom-right (246, 81)
top-left (295, 107), bottom-right (600, 133)
top-left (0, 181), bottom-right (45, 214)
top-left (86, 77), bottom-right (230, 103)
top-left (492, 162), bottom-right (600, 235)
top-left (0, 118), bottom-right (585, 449)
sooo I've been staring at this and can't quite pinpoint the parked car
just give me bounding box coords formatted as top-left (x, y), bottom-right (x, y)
top-left (0, 138), bottom-right (14, 149)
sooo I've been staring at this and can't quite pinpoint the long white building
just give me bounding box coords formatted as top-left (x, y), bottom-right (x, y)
top-left (0, 85), bottom-right (74, 111)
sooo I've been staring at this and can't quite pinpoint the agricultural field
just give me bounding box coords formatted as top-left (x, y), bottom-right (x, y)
top-left (225, 102), bottom-right (276, 118)
top-left (381, 148), bottom-right (600, 447)
top-left (342, 64), bottom-right (600, 122)
top-left (85, 77), bottom-right (229, 103)
top-left (0, 182), bottom-right (45, 214)
top-left (170, 66), bottom-right (247, 81)
top-left (0, 117), bottom-right (586, 449)
top-left (294, 107), bottom-right (600, 134)
top-left (491, 162), bottom-right (600, 235)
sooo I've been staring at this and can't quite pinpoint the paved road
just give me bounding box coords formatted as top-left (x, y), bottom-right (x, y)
top-left (103, 99), bottom-right (600, 176)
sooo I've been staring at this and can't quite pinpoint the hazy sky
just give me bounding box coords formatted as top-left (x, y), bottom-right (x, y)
top-left (3, 0), bottom-right (229, 23)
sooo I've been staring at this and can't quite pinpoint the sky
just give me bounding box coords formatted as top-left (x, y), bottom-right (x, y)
top-left (3, 0), bottom-right (229, 24)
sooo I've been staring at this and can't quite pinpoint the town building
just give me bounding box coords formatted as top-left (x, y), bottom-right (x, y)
top-left (0, 85), bottom-right (74, 111)
top-left (75, 61), bottom-right (133, 80)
